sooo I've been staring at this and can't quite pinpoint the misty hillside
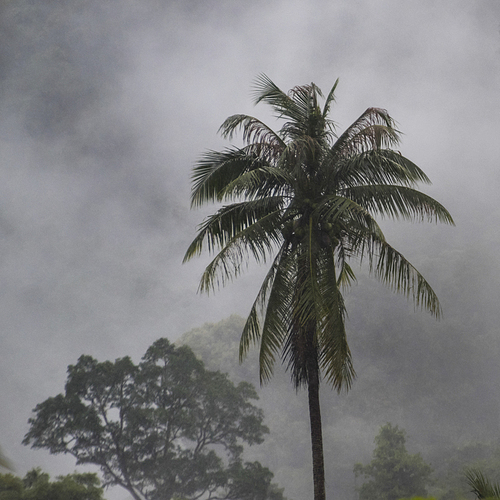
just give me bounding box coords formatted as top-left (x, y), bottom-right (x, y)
top-left (179, 304), bottom-right (500, 500)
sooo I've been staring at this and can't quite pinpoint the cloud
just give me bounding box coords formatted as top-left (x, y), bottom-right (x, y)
top-left (0, 1), bottom-right (499, 498)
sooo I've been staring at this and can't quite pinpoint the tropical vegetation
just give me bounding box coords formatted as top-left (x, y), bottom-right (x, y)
top-left (466, 468), bottom-right (500, 500)
top-left (354, 423), bottom-right (433, 500)
top-left (184, 75), bottom-right (454, 500)
top-left (23, 339), bottom-right (283, 500)
top-left (0, 468), bottom-right (104, 500)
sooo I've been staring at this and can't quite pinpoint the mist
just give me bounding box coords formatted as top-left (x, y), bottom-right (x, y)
top-left (0, 1), bottom-right (499, 499)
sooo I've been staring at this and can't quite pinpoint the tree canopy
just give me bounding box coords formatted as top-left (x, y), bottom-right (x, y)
top-left (0, 468), bottom-right (104, 500)
top-left (354, 423), bottom-right (433, 500)
top-left (23, 339), bottom-right (283, 500)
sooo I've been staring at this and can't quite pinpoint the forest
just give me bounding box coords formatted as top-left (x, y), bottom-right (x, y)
top-left (178, 313), bottom-right (500, 500)
top-left (15, 311), bottom-right (500, 500)
top-left (1, 1), bottom-right (500, 500)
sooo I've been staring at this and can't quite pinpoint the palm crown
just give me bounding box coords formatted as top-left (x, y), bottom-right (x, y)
top-left (184, 75), bottom-right (454, 392)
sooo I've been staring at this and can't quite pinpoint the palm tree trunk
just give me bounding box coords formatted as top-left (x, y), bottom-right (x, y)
top-left (307, 346), bottom-right (326, 500)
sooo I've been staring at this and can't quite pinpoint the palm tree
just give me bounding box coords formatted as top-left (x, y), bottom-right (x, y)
top-left (184, 75), bottom-right (454, 500)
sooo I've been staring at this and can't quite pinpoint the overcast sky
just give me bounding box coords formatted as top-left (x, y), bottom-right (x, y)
top-left (0, 0), bottom-right (499, 498)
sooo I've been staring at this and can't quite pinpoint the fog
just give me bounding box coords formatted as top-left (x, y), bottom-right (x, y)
top-left (0, 1), bottom-right (499, 499)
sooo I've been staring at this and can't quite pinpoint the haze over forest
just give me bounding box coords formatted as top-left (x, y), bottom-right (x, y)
top-left (0, 1), bottom-right (499, 500)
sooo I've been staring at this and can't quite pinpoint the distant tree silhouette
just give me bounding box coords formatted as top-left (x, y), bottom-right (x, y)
top-left (354, 423), bottom-right (433, 500)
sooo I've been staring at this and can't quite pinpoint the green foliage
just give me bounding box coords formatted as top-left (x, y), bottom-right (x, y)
top-left (428, 440), bottom-right (500, 500)
top-left (185, 75), bottom-right (453, 390)
top-left (354, 423), bottom-right (433, 500)
top-left (184, 75), bottom-right (452, 500)
top-left (23, 339), bottom-right (283, 500)
top-left (465, 468), bottom-right (500, 500)
top-left (0, 468), bottom-right (103, 500)
top-left (0, 473), bottom-right (23, 500)
top-left (178, 315), bottom-right (500, 500)
top-left (225, 461), bottom-right (286, 500)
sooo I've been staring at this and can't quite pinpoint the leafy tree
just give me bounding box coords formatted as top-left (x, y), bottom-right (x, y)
top-left (184, 75), bottom-right (453, 500)
top-left (23, 339), bottom-right (283, 500)
top-left (0, 468), bottom-right (104, 500)
top-left (354, 423), bottom-right (433, 500)
top-left (0, 472), bottom-right (23, 500)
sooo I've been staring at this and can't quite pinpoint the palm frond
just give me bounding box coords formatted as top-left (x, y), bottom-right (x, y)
top-left (219, 166), bottom-right (293, 202)
top-left (330, 108), bottom-right (400, 158)
top-left (334, 149), bottom-right (432, 188)
top-left (240, 244), bottom-right (295, 384)
top-left (281, 219), bottom-right (343, 388)
top-left (184, 197), bottom-right (284, 262)
top-left (193, 205), bottom-right (284, 293)
top-left (219, 114), bottom-right (285, 148)
top-left (316, 248), bottom-right (355, 391)
top-left (465, 468), bottom-right (500, 499)
top-left (239, 255), bottom-right (278, 363)
top-left (371, 239), bottom-right (442, 318)
top-left (253, 74), bottom-right (323, 133)
top-left (317, 195), bottom-right (369, 222)
top-left (278, 226), bottom-right (321, 387)
top-left (252, 74), bottom-right (295, 118)
top-left (191, 147), bottom-right (264, 207)
top-left (343, 184), bottom-right (455, 224)
top-left (322, 79), bottom-right (339, 121)
top-left (330, 205), bottom-right (387, 268)
top-left (337, 261), bottom-right (356, 289)
top-left (258, 248), bottom-right (297, 384)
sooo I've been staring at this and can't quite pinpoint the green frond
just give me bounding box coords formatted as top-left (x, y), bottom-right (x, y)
top-left (332, 208), bottom-right (387, 268)
top-left (240, 248), bottom-right (284, 362)
top-left (252, 74), bottom-right (324, 134)
top-left (337, 262), bottom-right (356, 289)
top-left (334, 149), bottom-right (432, 188)
top-left (322, 78), bottom-right (339, 120)
top-left (193, 206), bottom-right (284, 293)
top-left (219, 114), bottom-right (285, 148)
top-left (316, 195), bottom-right (378, 236)
top-left (275, 237), bottom-right (356, 391)
top-left (220, 166), bottom-right (293, 202)
top-left (316, 249), bottom-right (356, 391)
top-left (343, 184), bottom-right (455, 224)
top-left (330, 108), bottom-right (400, 158)
top-left (191, 147), bottom-right (264, 207)
top-left (240, 244), bottom-right (296, 384)
top-left (465, 468), bottom-right (500, 499)
top-left (288, 83), bottom-right (323, 119)
top-left (252, 74), bottom-right (293, 117)
top-left (371, 239), bottom-right (442, 318)
top-left (183, 197), bottom-right (284, 263)
top-left (279, 221), bottom-right (337, 387)
top-left (258, 249), bottom-right (297, 384)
